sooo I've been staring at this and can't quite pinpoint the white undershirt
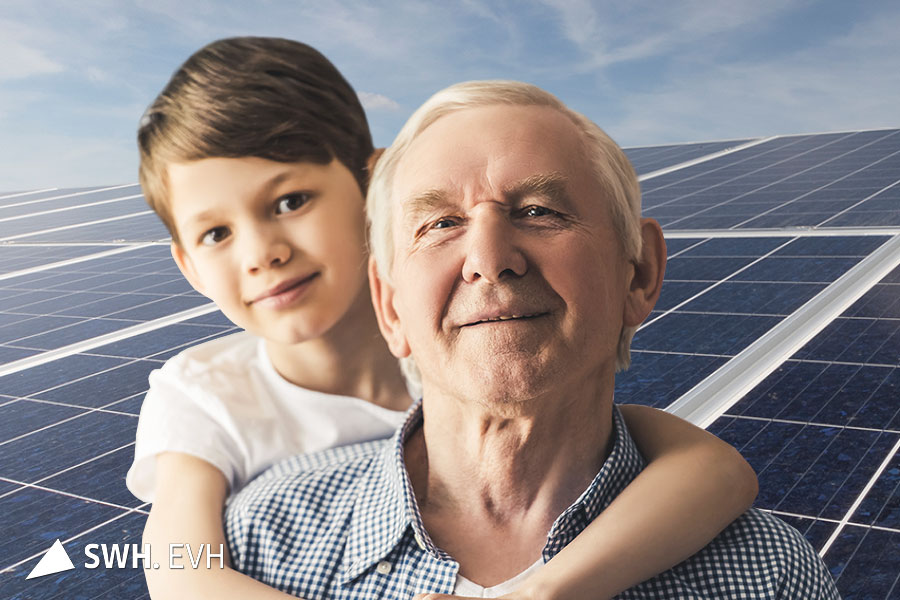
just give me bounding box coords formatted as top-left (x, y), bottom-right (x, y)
top-left (453, 559), bottom-right (544, 597)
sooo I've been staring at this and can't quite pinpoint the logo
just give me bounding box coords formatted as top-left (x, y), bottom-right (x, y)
top-left (22, 539), bottom-right (225, 580)
top-left (26, 539), bottom-right (75, 580)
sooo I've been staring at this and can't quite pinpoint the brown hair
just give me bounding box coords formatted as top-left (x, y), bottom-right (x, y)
top-left (138, 37), bottom-right (374, 243)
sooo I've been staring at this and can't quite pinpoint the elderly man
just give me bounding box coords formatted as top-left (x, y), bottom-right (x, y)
top-left (226, 81), bottom-right (838, 598)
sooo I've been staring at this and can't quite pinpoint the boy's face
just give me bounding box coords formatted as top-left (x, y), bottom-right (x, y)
top-left (167, 157), bottom-right (368, 346)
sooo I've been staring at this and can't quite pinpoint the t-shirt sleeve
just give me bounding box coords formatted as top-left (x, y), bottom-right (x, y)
top-left (126, 364), bottom-right (244, 503)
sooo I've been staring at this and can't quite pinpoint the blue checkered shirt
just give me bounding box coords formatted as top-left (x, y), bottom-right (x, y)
top-left (226, 403), bottom-right (839, 598)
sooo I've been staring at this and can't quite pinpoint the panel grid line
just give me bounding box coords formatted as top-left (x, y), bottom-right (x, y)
top-left (0, 184), bottom-right (139, 210)
top-left (0, 193), bottom-right (144, 224)
top-left (0, 441), bottom-right (136, 501)
top-left (0, 210), bottom-right (155, 243)
top-left (819, 435), bottom-right (900, 557)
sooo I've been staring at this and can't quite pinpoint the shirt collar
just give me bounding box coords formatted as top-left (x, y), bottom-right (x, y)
top-left (340, 399), bottom-right (446, 583)
top-left (339, 400), bottom-right (645, 581)
top-left (543, 405), bottom-right (646, 557)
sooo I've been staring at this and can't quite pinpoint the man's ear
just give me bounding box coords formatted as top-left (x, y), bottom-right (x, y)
top-left (368, 256), bottom-right (411, 359)
top-left (171, 242), bottom-right (207, 297)
top-left (624, 218), bottom-right (666, 327)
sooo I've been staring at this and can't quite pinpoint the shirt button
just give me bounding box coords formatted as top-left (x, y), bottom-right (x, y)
top-left (376, 561), bottom-right (392, 575)
top-left (414, 532), bottom-right (426, 550)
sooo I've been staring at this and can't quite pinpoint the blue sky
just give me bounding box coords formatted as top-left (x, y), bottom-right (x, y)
top-left (1, 0), bottom-right (898, 191)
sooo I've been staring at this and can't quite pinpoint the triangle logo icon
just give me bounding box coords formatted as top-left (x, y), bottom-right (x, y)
top-left (26, 539), bottom-right (76, 580)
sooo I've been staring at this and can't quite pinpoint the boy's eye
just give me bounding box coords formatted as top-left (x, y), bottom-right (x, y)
top-left (201, 227), bottom-right (230, 246)
top-left (275, 192), bottom-right (311, 215)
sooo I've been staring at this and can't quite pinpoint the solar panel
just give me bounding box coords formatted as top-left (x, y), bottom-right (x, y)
top-left (624, 138), bottom-right (753, 174)
top-left (709, 263), bottom-right (900, 597)
top-left (1, 130), bottom-right (898, 598)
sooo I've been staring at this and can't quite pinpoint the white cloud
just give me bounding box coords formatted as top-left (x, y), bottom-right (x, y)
top-left (0, 20), bottom-right (64, 81)
top-left (537, 0), bottom-right (810, 68)
top-left (605, 8), bottom-right (900, 146)
top-left (358, 92), bottom-right (400, 111)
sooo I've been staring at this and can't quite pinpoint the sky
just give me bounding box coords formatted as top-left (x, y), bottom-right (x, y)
top-left (1, 0), bottom-right (899, 191)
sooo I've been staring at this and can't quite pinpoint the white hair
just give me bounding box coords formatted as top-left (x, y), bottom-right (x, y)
top-left (367, 80), bottom-right (643, 378)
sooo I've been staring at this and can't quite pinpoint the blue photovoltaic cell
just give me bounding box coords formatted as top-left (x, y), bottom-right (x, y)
top-left (88, 322), bottom-right (236, 360)
top-left (677, 236), bottom-right (788, 256)
top-left (0, 346), bottom-right (40, 363)
top-left (853, 450), bottom-right (900, 530)
top-left (12, 318), bottom-right (141, 351)
top-left (678, 281), bottom-right (826, 315)
top-left (0, 408), bottom-right (137, 482)
top-left (772, 235), bottom-right (892, 257)
top-left (663, 256), bottom-right (759, 280)
top-left (39, 446), bottom-right (143, 509)
top-left (661, 236), bottom-right (704, 255)
top-left (654, 280), bottom-right (711, 311)
top-left (615, 352), bottom-right (729, 409)
top-left (729, 256), bottom-right (865, 282)
top-left (0, 354), bottom-right (126, 397)
top-left (0, 400), bottom-right (86, 444)
top-left (822, 527), bottom-right (900, 598)
top-left (0, 479), bottom-right (21, 495)
top-left (625, 138), bottom-right (751, 175)
top-left (110, 394), bottom-right (150, 416)
top-left (32, 359), bottom-right (158, 409)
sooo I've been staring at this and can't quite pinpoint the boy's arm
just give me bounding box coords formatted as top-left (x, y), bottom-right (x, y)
top-left (507, 404), bottom-right (758, 600)
top-left (143, 452), bottom-right (299, 600)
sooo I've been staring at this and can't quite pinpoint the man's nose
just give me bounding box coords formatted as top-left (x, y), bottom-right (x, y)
top-left (461, 209), bottom-right (527, 283)
top-left (242, 225), bottom-right (291, 273)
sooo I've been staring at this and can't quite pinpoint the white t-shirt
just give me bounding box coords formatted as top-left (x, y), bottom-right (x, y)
top-left (126, 331), bottom-right (408, 503)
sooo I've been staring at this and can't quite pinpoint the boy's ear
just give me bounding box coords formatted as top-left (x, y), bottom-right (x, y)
top-left (171, 242), bottom-right (207, 296)
top-left (368, 256), bottom-right (411, 359)
top-left (623, 218), bottom-right (667, 327)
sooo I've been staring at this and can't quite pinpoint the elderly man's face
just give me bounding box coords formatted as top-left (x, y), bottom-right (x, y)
top-left (378, 105), bottom-right (634, 404)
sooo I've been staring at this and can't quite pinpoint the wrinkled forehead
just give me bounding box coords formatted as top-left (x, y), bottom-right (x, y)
top-left (391, 104), bottom-right (596, 217)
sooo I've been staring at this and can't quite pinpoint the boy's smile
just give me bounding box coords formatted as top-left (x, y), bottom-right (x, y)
top-left (166, 156), bottom-right (369, 346)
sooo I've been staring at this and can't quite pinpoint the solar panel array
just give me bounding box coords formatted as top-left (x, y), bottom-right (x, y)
top-left (1, 129), bottom-right (898, 599)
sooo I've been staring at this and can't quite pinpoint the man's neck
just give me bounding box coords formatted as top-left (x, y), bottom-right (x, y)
top-left (265, 287), bottom-right (411, 412)
top-left (406, 377), bottom-right (615, 586)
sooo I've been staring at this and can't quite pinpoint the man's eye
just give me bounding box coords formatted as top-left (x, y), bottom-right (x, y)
top-left (523, 205), bottom-right (554, 217)
top-left (201, 227), bottom-right (230, 246)
top-left (431, 217), bottom-right (459, 230)
top-left (275, 193), bottom-right (311, 215)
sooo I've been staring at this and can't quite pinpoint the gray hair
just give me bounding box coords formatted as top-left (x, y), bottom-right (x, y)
top-left (367, 80), bottom-right (643, 379)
